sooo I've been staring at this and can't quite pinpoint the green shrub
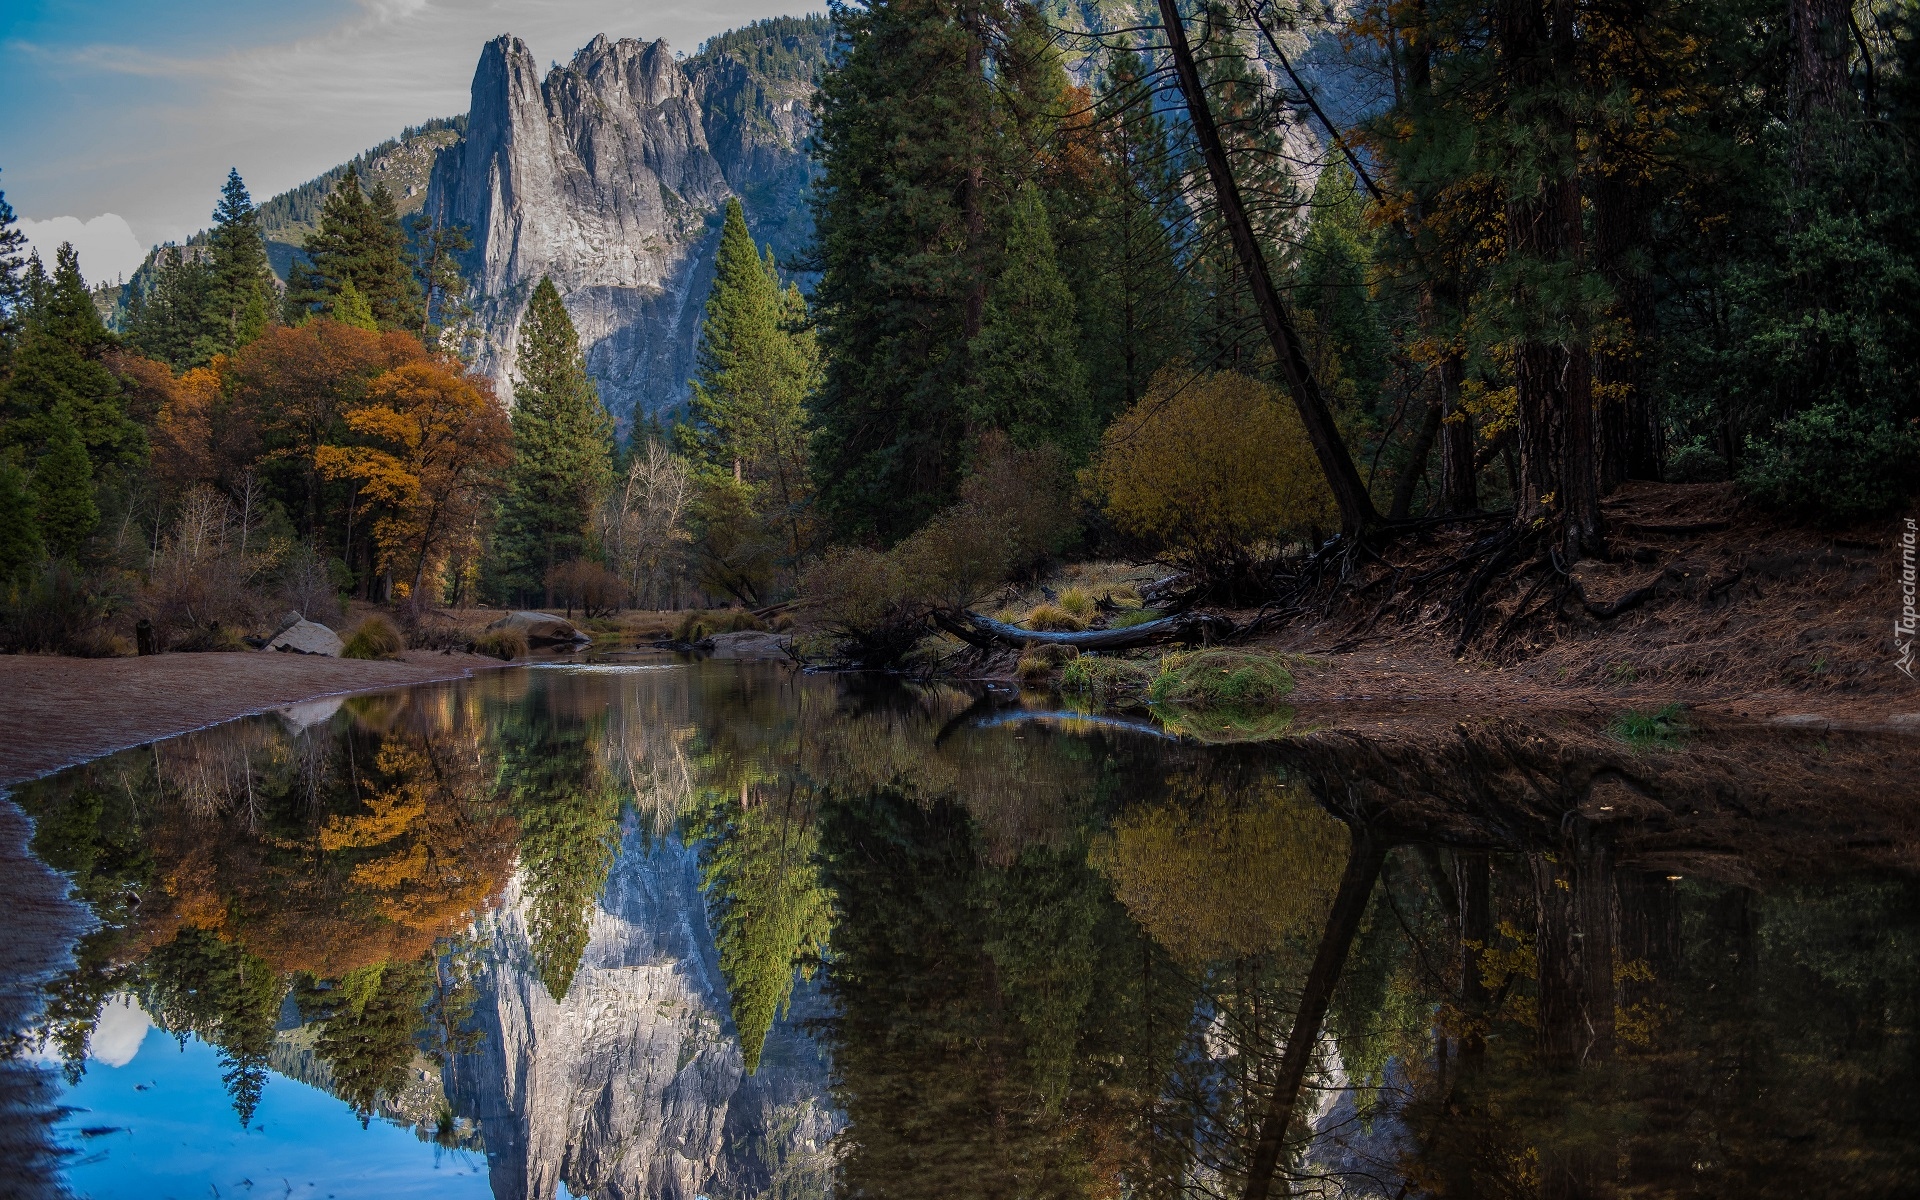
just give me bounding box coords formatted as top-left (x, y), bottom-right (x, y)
top-left (1608, 703), bottom-right (1690, 750)
top-left (1110, 607), bottom-right (1164, 630)
top-left (1742, 402), bottom-right (1920, 522)
top-left (1148, 651), bottom-right (1295, 706)
top-left (472, 627), bottom-right (527, 661)
top-left (1151, 703), bottom-right (1297, 744)
top-left (341, 614), bottom-right (406, 660)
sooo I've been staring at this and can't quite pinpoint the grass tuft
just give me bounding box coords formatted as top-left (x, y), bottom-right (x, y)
top-left (472, 627), bottom-right (527, 661)
top-left (1608, 702), bottom-right (1689, 750)
top-left (1026, 602), bottom-right (1089, 632)
top-left (1148, 650), bottom-right (1295, 706)
top-left (1059, 655), bottom-right (1155, 701)
top-left (341, 615), bottom-right (405, 660)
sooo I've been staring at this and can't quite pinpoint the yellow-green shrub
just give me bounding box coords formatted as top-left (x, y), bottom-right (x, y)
top-left (472, 627), bottom-right (527, 660)
top-left (1089, 369), bottom-right (1335, 587)
top-left (1025, 602), bottom-right (1088, 632)
top-left (341, 614), bottom-right (405, 660)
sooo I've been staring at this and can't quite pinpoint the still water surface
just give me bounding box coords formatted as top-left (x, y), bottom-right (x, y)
top-left (8, 660), bottom-right (1918, 1198)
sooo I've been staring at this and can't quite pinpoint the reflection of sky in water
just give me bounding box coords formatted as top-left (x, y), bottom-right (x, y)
top-left (53, 1007), bottom-right (489, 1200)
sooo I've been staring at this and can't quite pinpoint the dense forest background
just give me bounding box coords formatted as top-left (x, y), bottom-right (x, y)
top-left (0, 0), bottom-right (1914, 654)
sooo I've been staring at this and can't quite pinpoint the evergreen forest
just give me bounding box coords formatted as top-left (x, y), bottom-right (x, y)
top-left (0, 0), bottom-right (1913, 659)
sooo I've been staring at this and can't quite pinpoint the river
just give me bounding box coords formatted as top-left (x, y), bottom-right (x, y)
top-left (3, 659), bottom-right (1917, 1198)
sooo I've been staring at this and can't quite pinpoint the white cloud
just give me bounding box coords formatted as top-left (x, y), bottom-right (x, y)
top-left (17, 213), bottom-right (149, 287)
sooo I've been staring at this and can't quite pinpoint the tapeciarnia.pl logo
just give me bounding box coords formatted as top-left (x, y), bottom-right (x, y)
top-left (1899, 516), bottom-right (1917, 680)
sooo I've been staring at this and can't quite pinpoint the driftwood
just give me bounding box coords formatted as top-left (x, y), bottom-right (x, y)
top-left (935, 609), bottom-right (1233, 651)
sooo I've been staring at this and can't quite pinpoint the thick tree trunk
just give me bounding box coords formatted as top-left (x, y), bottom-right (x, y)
top-left (1501, 0), bottom-right (1604, 559)
top-left (1438, 354), bottom-right (1477, 512)
top-left (1530, 826), bottom-right (1617, 1069)
top-left (1157, 0), bottom-right (1381, 537)
top-left (1241, 833), bottom-right (1387, 1200)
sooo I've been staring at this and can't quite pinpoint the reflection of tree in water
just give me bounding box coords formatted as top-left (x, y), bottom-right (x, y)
top-left (294, 960), bottom-right (433, 1124)
top-left (140, 927), bottom-right (285, 1125)
top-left (494, 702), bottom-right (621, 1002)
top-left (816, 787), bottom-right (1195, 1199)
top-left (690, 781), bottom-right (829, 1074)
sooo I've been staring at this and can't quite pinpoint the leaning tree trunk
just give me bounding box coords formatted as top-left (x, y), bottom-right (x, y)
top-left (1156, 0), bottom-right (1381, 537)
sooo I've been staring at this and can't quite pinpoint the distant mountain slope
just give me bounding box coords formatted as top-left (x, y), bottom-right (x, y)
top-left (255, 117), bottom-right (465, 279)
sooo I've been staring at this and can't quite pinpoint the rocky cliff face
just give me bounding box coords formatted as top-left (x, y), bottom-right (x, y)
top-left (446, 814), bottom-right (838, 1200)
top-left (427, 21), bottom-right (827, 428)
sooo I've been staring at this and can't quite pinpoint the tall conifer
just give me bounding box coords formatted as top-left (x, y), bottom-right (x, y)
top-left (492, 278), bottom-right (614, 603)
top-left (202, 169), bottom-right (276, 358)
top-left (32, 405), bottom-right (98, 555)
top-left (683, 200), bottom-right (818, 555)
top-left (292, 166), bottom-right (422, 331)
top-left (2, 245), bottom-right (144, 469)
top-left (965, 186), bottom-right (1090, 455)
top-left (0, 459), bottom-right (43, 578)
top-left (0, 174), bottom-right (28, 366)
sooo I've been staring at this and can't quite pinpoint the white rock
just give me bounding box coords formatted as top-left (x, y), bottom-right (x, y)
top-left (264, 619), bottom-right (343, 657)
top-left (486, 610), bottom-right (590, 644)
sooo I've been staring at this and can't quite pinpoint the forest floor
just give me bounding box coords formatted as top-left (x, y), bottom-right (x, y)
top-left (984, 482), bottom-right (1919, 735)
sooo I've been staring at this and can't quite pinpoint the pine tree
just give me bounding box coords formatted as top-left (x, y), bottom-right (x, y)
top-left (682, 199), bottom-right (819, 567)
top-left (32, 405), bottom-right (98, 555)
top-left (1071, 49), bottom-right (1190, 424)
top-left (2, 245), bottom-right (144, 469)
top-left (409, 213), bottom-right (475, 354)
top-left (124, 245), bottom-right (215, 368)
top-left (1295, 162), bottom-right (1388, 405)
top-left (965, 186), bottom-right (1091, 455)
top-left (331, 280), bottom-right (377, 331)
top-left (492, 278), bottom-right (614, 603)
top-left (0, 458), bottom-right (43, 578)
top-left (293, 166), bottom-right (422, 331)
top-left (201, 169), bottom-right (276, 358)
top-left (0, 173), bottom-right (28, 368)
top-left (809, 0), bottom-right (1007, 541)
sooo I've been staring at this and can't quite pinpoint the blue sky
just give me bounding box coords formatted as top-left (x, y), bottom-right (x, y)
top-left (0, 0), bottom-right (826, 284)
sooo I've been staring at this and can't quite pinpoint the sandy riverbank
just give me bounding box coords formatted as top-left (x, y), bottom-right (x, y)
top-left (0, 648), bottom-right (516, 788)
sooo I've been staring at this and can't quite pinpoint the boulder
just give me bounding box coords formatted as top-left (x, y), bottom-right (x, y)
top-left (704, 631), bottom-right (792, 661)
top-left (265, 619), bottom-right (344, 657)
top-left (485, 610), bottom-right (589, 645)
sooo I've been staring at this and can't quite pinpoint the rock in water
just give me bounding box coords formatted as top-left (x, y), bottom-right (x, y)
top-left (486, 611), bottom-right (590, 645)
top-left (264, 619), bottom-right (345, 657)
top-left (427, 24), bottom-right (826, 427)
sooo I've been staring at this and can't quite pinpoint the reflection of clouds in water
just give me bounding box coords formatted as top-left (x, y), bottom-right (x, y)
top-left (29, 993), bottom-right (151, 1068)
top-left (89, 993), bottom-right (153, 1067)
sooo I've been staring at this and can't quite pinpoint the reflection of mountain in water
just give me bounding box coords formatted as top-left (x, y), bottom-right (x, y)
top-left (448, 812), bottom-right (837, 1200)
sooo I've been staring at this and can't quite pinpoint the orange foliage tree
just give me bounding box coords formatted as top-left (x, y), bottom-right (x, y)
top-left (313, 359), bottom-right (512, 602)
top-left (225, 318), bottom-right (426, 539)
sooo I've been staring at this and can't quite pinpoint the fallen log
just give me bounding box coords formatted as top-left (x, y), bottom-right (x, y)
top-left (935, 609), bottom-right (1233, 651)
